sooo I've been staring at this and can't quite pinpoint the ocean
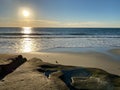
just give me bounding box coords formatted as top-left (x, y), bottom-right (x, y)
top-left (0, 27), bottom-right (120, 53)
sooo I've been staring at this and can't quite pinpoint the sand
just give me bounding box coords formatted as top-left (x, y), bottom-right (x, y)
top-left (21, 51), bottom-right (120, 76)
top-left (110, 49), bottom-right (120, 55)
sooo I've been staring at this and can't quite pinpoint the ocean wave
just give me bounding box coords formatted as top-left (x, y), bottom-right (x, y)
top-left (0, 33), bottom-right (90, 35)
top-left (0, 35), bottom-right (120, 38)
top-left (0, 28), bottom-right (120, 38)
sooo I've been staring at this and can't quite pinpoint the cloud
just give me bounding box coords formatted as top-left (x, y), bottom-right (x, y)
top-left (0, 19), bottom-right (61, 27)
top-left (0, 18), bottom-right (120, 27)
top-left (62, 21), bottom-right (120, 28)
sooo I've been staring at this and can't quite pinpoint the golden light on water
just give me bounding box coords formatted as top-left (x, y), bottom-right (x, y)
top-left (22, 38), bottom-right (33, 52)
top-left (20, 27), bottom-right (36, 52)
top-left (22, 27), bottom-right (32, 34)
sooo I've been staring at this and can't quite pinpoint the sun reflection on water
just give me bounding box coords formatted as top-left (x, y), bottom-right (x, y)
top-left (20, 27), bottom-right (37, 52)
top-left (21, 38), bottom-right (32, 52)
top-left (22, 27), bottom-right (32, 34)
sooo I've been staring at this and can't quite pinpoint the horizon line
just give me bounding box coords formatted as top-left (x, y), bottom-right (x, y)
top-left (0, 26), bottom-right (120, 28)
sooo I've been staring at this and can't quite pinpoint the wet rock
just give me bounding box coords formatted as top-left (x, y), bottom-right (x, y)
top-left (71, 76), bottom-right (113, 90)
top-left (41, 65), bottom-right (58, 69)
top-left (37, 68), bottom-right (45, 73)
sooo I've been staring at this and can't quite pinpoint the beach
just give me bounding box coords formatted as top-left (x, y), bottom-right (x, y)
top-left (0, 28), bottom-right (120, 89)
top-left (0, 48), bottom-right (120, 90)
top-left (21, 48), bottom-right (120, 76)
top-left (0, 0), bottom-right (120, 89)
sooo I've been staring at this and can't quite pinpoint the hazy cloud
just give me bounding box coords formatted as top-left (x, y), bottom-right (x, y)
top-left (0, 18), bottom-right (120, 27)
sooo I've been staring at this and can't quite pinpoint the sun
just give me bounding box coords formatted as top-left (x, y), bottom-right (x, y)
top-left (22, 10), bottom-right (30, 17)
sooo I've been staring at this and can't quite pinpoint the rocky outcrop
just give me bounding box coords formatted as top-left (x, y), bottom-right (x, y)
top-left (71, 77), bottom-right (113, 90)
top-left (49, 71), bottom-right (63, 78)
top-left (0, 57), bottom-right (119, 90)
top-left (0, 55), bottom-right (27, 80)
top-left (36, 61), bottom-right (120, 90)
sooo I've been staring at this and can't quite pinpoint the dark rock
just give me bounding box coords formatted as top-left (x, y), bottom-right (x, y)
top-left (71, 77), bottom-right (113, 90)
top-left (56, 61), bottom-right (58, 64)
top-left (44, 70), bottom-right (57, 78)
top-left (0, 55), bottom-right (27, 80)
top-left (18, 55), bottom-right (23, 59)
top-left (15, 55), bottom-right (23, 61)
top-left (23, 58), bottom-right (27, 62)
top-left (41, 65), bottom-right (58, 69)
top-left (1, 79), bottom-right (4, 82)
top-left (37, 68), bottom-right (45, 73)
top-left (0, 67), bottom-right (2, 73)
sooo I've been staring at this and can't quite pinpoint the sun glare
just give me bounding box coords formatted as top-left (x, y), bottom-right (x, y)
top-left (22, 38), bottom-right (33, 52)
top-left (22, 27), bottom-right (32, 34)
top-left (22, 10), bottom-right (30, 17)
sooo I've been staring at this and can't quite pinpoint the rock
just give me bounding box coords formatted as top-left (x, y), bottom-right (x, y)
top-left (0, 67), bottom-right (2, 73)
top-left (41, 65), bottom-right (58, 69)
top-left (30, 58), bottom-right (43, 62)
top-left (49, 71), bottom-right (63, 78)
top-left (18, 55), bottom-right (23, 59)
top-left (71, 76), bottom-right (113, 90)
top-left (37, 68), bottom-right (45, 73)
top-left (23, 58), bottom-right (27, 61)
top-left (29, 58), bottom-right (43, 66)
top-left (0, 55), bottom-right (27, 80)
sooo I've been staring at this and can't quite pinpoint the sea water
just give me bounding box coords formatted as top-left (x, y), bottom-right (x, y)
top-left (0, 27), bottom-right (120, 53)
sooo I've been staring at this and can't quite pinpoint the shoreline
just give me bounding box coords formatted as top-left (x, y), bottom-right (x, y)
top-left (20, 47), bottom-right (120, 76)
top-left (0, 47), bottom-right (120, 76)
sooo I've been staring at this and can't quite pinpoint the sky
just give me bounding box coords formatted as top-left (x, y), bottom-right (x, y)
top-left (0, 0), bottom-right (120, 27)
